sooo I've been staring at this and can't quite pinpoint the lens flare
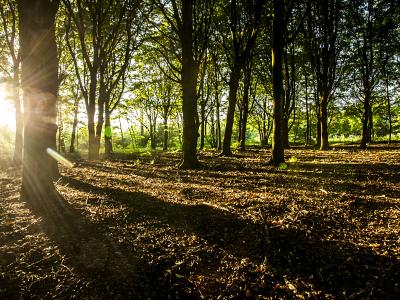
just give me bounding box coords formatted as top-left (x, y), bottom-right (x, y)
top-left (46, 148), bottom-right (74, 168)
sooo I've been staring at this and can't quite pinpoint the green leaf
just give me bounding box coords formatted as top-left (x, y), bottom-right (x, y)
top-left (278, 163), bottom-right (288, 170)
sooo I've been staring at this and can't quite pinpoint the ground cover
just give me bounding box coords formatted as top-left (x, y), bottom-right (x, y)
top-left (1, 145), bottom-right (399, 299)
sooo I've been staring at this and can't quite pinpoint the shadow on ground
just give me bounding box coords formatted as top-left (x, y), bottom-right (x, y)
top-left (48, 175), bottom-right (400, 299)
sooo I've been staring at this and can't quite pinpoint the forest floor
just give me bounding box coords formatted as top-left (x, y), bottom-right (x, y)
top-left (0, 144), bottom-right (400, 299)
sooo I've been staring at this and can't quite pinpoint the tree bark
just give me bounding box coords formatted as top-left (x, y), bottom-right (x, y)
top-left (87, 70), bottom-right (98, 159)
top-left (320, 90), bottom-right (329, 150)
top-left (270, 0), bottom-right (285, 166)
top-left (163, 116), bottom-right (168, 150)
top-left (149, 115), bottom-right (157, 150)
top-left (179, 0), bottom-right (200, 169)
top-left (69, 96), bottom-right (79, 153)
top-left (19, 0), bottom-right (60, 205)
top-left (237, 104), bottom-right (243, 143)
top-left (104, 105), bottom-right (113, 157)
top-left (360, 91), bottom-right (371, 148)
top-left (386, 76), bottom-right (392, 144)
top-left (239, 58), bottom-right (251, 151)
top-left (305, 73), bottom-right (310, 145)
top-left (118, 116), bottom-right (124, 146)
top-left (215, 82), bottom-right (222, 151)
top-left (222, 62), bottom-right (241, 156)
top-left (57, 104), bottom-right (65, 153)
top-left (200, 100), bottom-right (206, 150)
top-left (13, 67), bottom-right (23, 164)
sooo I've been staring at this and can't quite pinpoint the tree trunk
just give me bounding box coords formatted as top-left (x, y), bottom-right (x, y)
top-left (368, 108), bottom-right (373, 143)
top-left (216, 86), bottom-right (221, 151)
top-left (179, 0), bottom-right (200, 169)
top-left (360, 90), bottom-right (371, 148)
top-left (386, 76), bottom-right (392, 144)
top-left (239, 62), bottom-right (251, 151)
top-left (271, 0), bottom-right (285, 166)
top-left (210, 108), bottom-right (216, 148)
top-left (87, 78), bottom-right (98, 159)
top-left (320, 90), bottom-right (329, 150)
top-left (57, 105), bottom-right (65, 153)
top-left (69, 96), bottom-right (79, 153)
top-left (282, 117), bottom-right (289, 149)
top-left (237, 105), bottom-right (243, 143)
top-left (19, 0), bottom-right (60, 205)
top-left (163, 116), bottom-right (168, 150)
top-left (140, 110), bottom-right (144, 136)
top-left (222, 62), bottom-right (241, 156)
top-left (200, 102), bottom-right (206, 150)
top-left (118, 116), bottom-right (124, 146)
top-left (104, 105), bottom-right (113, 157)
top-left (13, 67), bottom-right (23, 164)
top-left (93, 95), bottom-right (104, 158)
top-left (213, 59), bottom-right (222, 151)
top-left (315, 83), bottom-right (321, 148)
top-left (305, 74), bottom-right (310, 145)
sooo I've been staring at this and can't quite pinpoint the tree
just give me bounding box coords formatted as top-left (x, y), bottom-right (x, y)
top-left (0, 0), bottom-right (22, 164)
top-left (346, 0), bottom-right (396, 148)
top-left (270, 0), bottom-right (285, 165)
top-left (19, 0), bottom-right (60, 204)
top-left (63, 0), bottom-right (143, 159)
top-left (306, 0), bottom-right (342, 150)
top-left (218, 0), bottom-right (264, 156)
top-left (153, 0), bottom-right (214, 168)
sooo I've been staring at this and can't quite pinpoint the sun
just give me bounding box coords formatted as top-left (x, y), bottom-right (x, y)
top-left (0, 83), bottom-right (16, 132)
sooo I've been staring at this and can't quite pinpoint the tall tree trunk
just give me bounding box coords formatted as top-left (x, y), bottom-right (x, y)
top-left (305, 73), bottom-right (309, 145)
top-left (210, 108), bottom-right (216, 148)
top-left (13, 67), bottom-right (23, 164)
top-left (315, 83), bottom-right (321, 148)
top-left (93, 100), bottom-right (104, 158)
top-left (213, 58), bottom-right (222, 151)
top-left (215, 86), bottom-right (221, 151)
top-left (69, 96), bottom-right (79, 153)
top-left (320, 89), bottom-right (329, 150)
top-left (368, 108), bottom-right (373, 142)
top-left (87, 79), bottom-right (97, 160)
top-left (239, 62), bottom-right (251, 151)
top-left (271, 0), bottom-right (285, 166)
top-left (200, 102), bottom-right (206, 150)
top-left (282, 117), bottom-right (289, 149)
top-left (104, 105), bottom-right (113, 157)
top-left (19, 0), bottom-right (60, 204)
top-left (386, 76), bottom-right (392, 144)
top-left (140, 110), bottom-right (144, 136)
top-left (149, 115), bottom-right (157, 150)
top-left (222, 62), bottom-right (241, 156)
top-left (118, 116), bottom-right (124, 146)
top-left (163, 116), bottom-right (168, 150)
top-left (179, 0), bottom-right (200, 169)
top-left (237, 105), bottom-right (243, 143)
top-left (57, 105), bottom-right (65, 153)
top-left (360, 90), bottom-right (371, 148)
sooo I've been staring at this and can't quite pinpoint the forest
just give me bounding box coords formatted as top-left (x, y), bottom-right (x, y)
top-left (0, 0), bottom-right (399, 298)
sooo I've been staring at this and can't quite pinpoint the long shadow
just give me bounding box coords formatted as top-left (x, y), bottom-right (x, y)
top-left (20, 187), bottom-right (194, 299)
top-left (60, 175), bottom-right (400, 299)
top-left (79, 157), bottom-right (400, 200)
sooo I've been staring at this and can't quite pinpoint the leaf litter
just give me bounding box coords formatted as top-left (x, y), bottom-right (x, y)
top-left (0, 144), bottom-right (399, 299)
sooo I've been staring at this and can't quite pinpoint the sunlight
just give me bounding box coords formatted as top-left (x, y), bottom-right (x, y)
top-left (0, 84), bottom-right (16, 132)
